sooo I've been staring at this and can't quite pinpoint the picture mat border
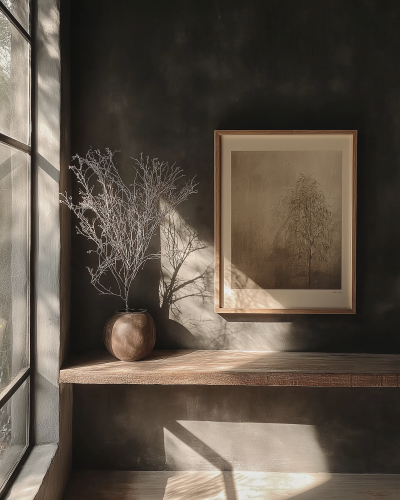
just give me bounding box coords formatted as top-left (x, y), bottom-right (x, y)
top-left (214, 130), bottom-right (357, 314)
top-left (225, 137), bottom-right (350, 306)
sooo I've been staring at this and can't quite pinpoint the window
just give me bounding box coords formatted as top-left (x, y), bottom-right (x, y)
top-left (0, 0), bottom-right (33, 495)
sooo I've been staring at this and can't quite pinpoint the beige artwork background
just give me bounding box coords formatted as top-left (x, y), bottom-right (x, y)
top-left (231, 150), bottom-right (342, 290)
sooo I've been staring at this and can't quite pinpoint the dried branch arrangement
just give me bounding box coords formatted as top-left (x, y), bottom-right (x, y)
top-left (60, 148), bottom-right (197, 310)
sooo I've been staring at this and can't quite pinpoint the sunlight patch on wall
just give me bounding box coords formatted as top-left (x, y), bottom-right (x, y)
top-left (164, 421), bottom-right (329, 473)
top-left (159, 208), bottom-right (292, 350)
top-left (224, 260), bottom-right (285, 310)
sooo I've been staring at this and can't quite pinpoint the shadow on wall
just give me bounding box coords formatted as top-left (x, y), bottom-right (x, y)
top-left (157, 214), bottom-right (400, 352)
top-left (156, 213), bottom-right (356, 353)
top-left (160, 423), bottom-right (399, 499)
top-left (162, 420), bottom-right (328, 499)
top-left (157, 209), bottom-right (296, 351)
top-left (72, 383), bottom-right (400, 477)
top-left (165, 421), bottom-right (237, 499)
top-left (157, 210), bottom-right (400, 351)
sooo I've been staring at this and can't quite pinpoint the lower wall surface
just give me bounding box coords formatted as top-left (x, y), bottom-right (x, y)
top-left (73, 385), bottom-right (400, 473)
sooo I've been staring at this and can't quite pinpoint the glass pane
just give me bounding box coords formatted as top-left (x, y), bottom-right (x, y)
top-left (0, 143), bottom-right (29, 391)
top-left (0, 9), bottom-right (30, 145)
top-left (0, 378), bottom-right (29, 489)
top-left (0, 0), bottom-right (29, 33)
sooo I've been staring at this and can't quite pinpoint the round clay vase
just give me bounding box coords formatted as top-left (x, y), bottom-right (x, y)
top-left (103, 309), bottom-right (156, 361)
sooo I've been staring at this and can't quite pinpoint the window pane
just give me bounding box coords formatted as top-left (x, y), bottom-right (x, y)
top-left (0, 9), bottom-right (30, 145)
top-left (0, 143), bottom-right (29, 391)
top-left (0, 0), bottom-right (29, 33)
top-left (0, 378), bottom-right (29, 489)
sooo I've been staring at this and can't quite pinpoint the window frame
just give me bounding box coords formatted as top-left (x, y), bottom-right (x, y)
top-left (0, 0), bottom-right (35, 496)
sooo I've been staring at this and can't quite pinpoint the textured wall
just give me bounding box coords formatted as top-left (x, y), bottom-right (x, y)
top-left (73, 385), bottom-right (400, 473)
top-left (70, 0), bottom-right (400, 472)
top-left (70, 0), bottom-right (400, 354)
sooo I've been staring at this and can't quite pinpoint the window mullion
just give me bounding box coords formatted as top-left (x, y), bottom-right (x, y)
top-left (0, 3), bottom-right (31, 44)
top-left (0, 134), bottom-right (31, 155)
top-left (29, 0), bottom-right (36, 448)
top-left (0, 367), bottom-right (30, 409)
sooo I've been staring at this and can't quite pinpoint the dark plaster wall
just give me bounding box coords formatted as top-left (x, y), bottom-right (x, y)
top-left (70, 0), bottom-right (400, 472)
top-left (73, 385), bottom-right (400, 473)
top-left (70, 0), bottom-right (400, 354)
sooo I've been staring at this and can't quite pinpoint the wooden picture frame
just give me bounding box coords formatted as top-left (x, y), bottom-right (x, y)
top-left (215, 130), bottom-right (357, 314)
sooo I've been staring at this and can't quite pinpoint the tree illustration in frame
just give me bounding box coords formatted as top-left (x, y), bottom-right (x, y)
top-left (273, 173), bottom-right (333, 289)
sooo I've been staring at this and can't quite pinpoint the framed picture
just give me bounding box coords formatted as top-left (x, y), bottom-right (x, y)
top-left (215, 130), bottom-right (357, 314)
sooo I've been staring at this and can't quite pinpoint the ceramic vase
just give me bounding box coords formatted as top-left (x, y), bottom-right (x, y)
top-left (103, 309), bottom-right (156, 361)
